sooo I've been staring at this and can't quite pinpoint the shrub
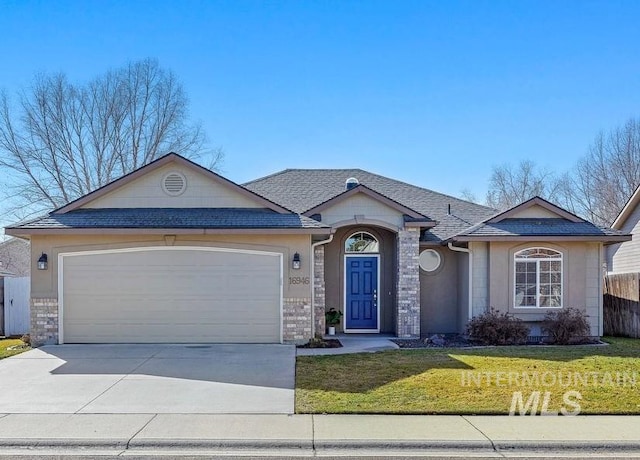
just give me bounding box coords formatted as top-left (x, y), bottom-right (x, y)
top-left (541, 308), bottom-right (591, 345)
top-left (466, 308), bottom-right (529, 345)
top-left (325, 308), bottom-right (343, 326)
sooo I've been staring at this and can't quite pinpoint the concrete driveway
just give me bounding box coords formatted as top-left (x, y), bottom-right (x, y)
top-left (0, 344), bottom-right (295, 414)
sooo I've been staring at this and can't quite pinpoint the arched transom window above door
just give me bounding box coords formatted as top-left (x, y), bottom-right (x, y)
top-left (345, 232), bottom-right (379, 253)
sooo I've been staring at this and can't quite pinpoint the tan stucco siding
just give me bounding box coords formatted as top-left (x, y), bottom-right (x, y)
top-left (419, 248), bottom-right (459, 333)
top-left (486, 241), bottom-right (602, 335)
top-left (585, 244), bottom-right (603, 336)
top-left (30, 233), bottom-right (312, 300)
top-left (319, 194), bottom-right (404, 229)
top-left (508, 204), bottom-right (563, 219)
top-left (470, 242), bottom-right (489, 317)
top-left (83, 164), bottom-right (262, 209)
top-left (457, 251), bottom-right (470, 332)
top-left (607, 203), bottom-right (640, 273)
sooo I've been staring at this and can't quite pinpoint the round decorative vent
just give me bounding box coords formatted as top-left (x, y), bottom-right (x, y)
top-left (162, 171), bottom-right (187, 196)
top-left (419, 249), bottom-right (442, 273)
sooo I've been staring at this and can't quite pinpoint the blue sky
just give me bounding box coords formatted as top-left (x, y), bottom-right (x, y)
top-left (1, 0), bottom-right (639, 201)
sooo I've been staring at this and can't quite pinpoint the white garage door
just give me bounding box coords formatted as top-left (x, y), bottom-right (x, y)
top-left (60, 247), bottom-right (282, 343)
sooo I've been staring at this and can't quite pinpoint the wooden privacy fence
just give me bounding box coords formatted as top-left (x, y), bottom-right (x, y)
top-left (603, 273), bottom-right (640, 338)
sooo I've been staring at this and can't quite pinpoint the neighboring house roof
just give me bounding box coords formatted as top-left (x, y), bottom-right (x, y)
top-left (7, 208), bottom-right (330, 234)
top-left (244, 169), bottom-right (496, 241)
top-left (612, 184), bottom-right (640, 230)
top-left (0, 237), bottom-right (30, 276)
top-left (452, 197), bottom-right (631, 243)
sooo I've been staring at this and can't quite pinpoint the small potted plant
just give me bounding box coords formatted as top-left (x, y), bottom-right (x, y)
top-left (325, 308), bottom-right (343, 336)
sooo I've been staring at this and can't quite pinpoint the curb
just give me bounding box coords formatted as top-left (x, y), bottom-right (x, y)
top-left (0, 439), bottom-right (128, 449)
top-left (2, 438), bottom-right (640, 454)
top-left (494, 440), bottom-right (640, 452)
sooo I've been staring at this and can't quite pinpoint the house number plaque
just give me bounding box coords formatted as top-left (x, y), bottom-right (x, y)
top-left (289, 276), bottom-right (310, 285)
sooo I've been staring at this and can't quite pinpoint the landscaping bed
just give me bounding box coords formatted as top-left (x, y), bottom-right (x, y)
top-left (393, 334), bottom-right (476, 348)
top-left (297, 338), bottom-right (343, 349)
top-left (296, 337), bottom-right (640, 414)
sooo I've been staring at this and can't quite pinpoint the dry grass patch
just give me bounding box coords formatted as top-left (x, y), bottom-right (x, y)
top-left (0, 338), bottom-right (30, 359)
top-left (296, 337), bottom-right (640, 414)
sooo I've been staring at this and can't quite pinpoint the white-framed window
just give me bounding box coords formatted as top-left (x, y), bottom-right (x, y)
top-left (514, 247), bottom-right (563, 308)
top-left (345, 232), bottom-right (379, 253)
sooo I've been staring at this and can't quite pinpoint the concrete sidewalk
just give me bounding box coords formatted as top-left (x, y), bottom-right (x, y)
top-left (296, 335), bottom-right (399, 355)
top-left (0, 414), bottom-right (639, 457)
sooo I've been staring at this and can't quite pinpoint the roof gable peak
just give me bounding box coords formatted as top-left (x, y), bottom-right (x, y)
top-left (487, 196), bottom-right (584, 224)
top-left (302, 183), bottom-right (430, 220)
top-left (55, 153), bottom-right (292, 214)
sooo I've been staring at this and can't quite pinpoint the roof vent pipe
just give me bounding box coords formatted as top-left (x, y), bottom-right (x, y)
top-left (345, 177), bottom-right (359, 190)
top-left (448, 203), bottom-right (451, 215)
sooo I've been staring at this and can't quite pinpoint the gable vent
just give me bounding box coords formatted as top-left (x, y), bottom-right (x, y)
top-left (162, 171), bottom-right (187, 196)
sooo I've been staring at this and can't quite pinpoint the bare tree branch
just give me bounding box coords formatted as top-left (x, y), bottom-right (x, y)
top-left (485, 160), bottom-right (561, 210)
top-left (0, 58), bottom-right (220, 215)
top-left (561, 118), bottom-right (640, 226)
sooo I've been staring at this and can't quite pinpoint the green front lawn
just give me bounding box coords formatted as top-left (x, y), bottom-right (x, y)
top-left (0, 339), bottom-right (30, 359)
top-left (296, 337), bottom-right (640, 414)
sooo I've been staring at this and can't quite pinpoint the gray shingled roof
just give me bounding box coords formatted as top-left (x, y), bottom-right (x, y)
top-left (9, 208), bottom-right (329, 230)
top-left (244, 169), bottom-right (496, 242)
top-left (454, 218), bottom-right (626, 238)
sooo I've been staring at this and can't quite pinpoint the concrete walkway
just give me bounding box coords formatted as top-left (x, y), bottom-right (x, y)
top-left (0, 414), bottom-right (639, 457)
top-left (296, 334), bottom-right (399, 355)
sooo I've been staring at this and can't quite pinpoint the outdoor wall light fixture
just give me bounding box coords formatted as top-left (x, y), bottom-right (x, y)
top-left (37, 253), bottom-right (48, 270)
top-left (292, 252), bottom-right (301, 270)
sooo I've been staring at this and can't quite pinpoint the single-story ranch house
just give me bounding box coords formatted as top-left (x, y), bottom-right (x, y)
top-left (5, 153), bottom-right (630, 346)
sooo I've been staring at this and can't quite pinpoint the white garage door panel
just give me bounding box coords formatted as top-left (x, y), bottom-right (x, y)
top-left (61, 248), bottom-right (281, 343)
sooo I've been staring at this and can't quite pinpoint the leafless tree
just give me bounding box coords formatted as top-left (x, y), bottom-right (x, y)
top-left (0, 59), bottom-right (220, 219)
top-left (485, 160), bottom-right (562, 210)
top-left (459, 188), bottom-right (478, 203)
top-left (559, 118), bottom-right (640, 226)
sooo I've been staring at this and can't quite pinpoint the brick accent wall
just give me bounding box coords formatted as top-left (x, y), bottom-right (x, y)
top-left (283, 297), bottom-right (312, 343)
top-left (396, 228), bottom-right (420, 338)
top-left (313, 245), bottom-right (326, 337)
top-left (31, 298), bottom-right (59, 347)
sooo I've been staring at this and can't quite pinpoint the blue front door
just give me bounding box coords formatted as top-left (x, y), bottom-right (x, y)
top-left (345, 256), bottom-right (378, 330)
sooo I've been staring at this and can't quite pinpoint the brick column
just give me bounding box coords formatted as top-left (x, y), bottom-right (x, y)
top-left (396, 228), bottom-right (420, 338)
top-left (282, 298), bottom-right (312, 343)
top-left (313, 245), bottom-right (326, 337)
top-left (31, 298), bottom-right (59, 346)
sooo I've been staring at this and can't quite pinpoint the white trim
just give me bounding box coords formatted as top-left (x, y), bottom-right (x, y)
top-left (344, 231), bottom-right (380, 253)
top-left (57, 246), bottom-right (284, 345)
top-left (343, 253), bottom-right (381, 333)
top-left (513, 247), bottom-right (563, 309)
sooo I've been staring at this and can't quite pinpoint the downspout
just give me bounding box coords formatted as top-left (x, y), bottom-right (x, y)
top-left (448, 242), bottom-right (473, 323)
top-left (310, 234), bottom-right (334, 337)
